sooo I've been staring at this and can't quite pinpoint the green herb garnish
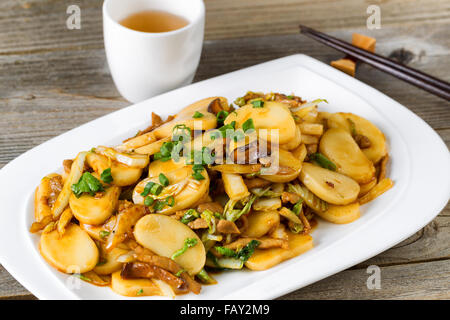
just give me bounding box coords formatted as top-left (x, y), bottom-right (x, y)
top-left (309, 153), bottom-right (337, 171)
top-left (150, 183), bottom-right (163, 196)
top-left (171, 238), bottom-right (198, 259)
top-left (144, 196), bottom-right (154, 206)
top-left (100, 168), bottom-right (113, 184)
top-left (136, 289), bottom-right (143, 296)
top-left (242, 118), bottom-right (255, 132)
top-left (159, 173), bottom-right (169, 187)
top-left (193, 111), bottom-right (204, 118)
top-left (165, 195), bottom-right (175, 207)
top-left (141, 181), bottom-right (155, 197)
top-left (192, 171), bottom-right (205, 181)
top-left (71, 172), bottom-right (104, 198)
top-left (251, 100), bottom-right (264, 108)
top-left (216, 110), bottom-right (229, 127)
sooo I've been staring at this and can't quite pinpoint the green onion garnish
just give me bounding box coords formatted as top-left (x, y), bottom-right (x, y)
top-left (242, 118), bottom-right (255, 132)
top-left (141, 181), bottom-right (155, 197)
top-left (251, 100), bottom-right (264, 108)
top-left (159, 173), bottom-right (169, 187)
top-left (309, 153), bottom-right (337, 171)
top-left (144, 196), bottom-right (154, 207)
top-left (193, 111), bottom-right (204, 118)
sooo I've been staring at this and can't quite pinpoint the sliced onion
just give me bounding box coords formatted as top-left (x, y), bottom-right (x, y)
top-left (153, 279), bottom-right (175, 298)
top-left (52, 151), bottom-right (87, 219)
top-left (96, 146), bottom-right (149, 168)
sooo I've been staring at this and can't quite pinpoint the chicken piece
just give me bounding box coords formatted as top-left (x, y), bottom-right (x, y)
top-left (188, 218), bottom-right (209, 229)
top-left (217, 220), bottom-right (240, 234)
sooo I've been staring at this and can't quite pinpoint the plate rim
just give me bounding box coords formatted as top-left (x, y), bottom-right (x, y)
top-left (0, 54), bottom-right (449, 300)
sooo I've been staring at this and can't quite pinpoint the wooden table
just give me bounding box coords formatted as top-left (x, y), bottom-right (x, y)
top-left (0, 0), bottom-right (449, 300)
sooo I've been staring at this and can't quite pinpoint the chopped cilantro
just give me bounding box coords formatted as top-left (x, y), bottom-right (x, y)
top-left (71, 172), bottom-right (104, 198)
top-left (100, 168), bottom-right (113, 184)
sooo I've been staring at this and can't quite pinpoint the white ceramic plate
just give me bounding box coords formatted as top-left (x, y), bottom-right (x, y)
top-left (0, 54), bottom-right (449, 300)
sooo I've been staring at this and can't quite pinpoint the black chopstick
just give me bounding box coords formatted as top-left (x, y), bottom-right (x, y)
top-left (299, 25), bottom-right (450, 101)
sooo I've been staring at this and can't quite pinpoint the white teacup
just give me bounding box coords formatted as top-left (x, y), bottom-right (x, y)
top-left (103, 0), bottom-right (205, 103)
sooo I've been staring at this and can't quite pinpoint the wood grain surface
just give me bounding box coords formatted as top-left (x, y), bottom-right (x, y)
top-left (0, 0), bottom-right (449, 299)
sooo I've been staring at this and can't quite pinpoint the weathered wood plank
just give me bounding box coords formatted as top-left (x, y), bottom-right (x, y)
top-left (0, 0), bottom-right (449, 54)
top-left (1, 1), bottom-right (449, 300)
top-left (280, 259), bottom-right (450, 300)
top-left (2, 249), bottom-right (449, 299)
top-left (1, 28), bottom-right (449, 168)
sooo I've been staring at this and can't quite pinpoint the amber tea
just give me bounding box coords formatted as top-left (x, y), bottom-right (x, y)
top-left (120, 10), bottom-right (189, 33)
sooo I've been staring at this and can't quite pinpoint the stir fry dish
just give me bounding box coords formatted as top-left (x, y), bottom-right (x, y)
top-left (30, 92), bottom-right (393, 297)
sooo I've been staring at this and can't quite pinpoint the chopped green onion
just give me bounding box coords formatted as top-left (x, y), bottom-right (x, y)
top-left (141, 181), bottom-right (155, 197)
top-left (216, 110), bottom-right (229, 126)
top-left (192, 164), bottom-right (204, 172)
top-left (171, 238), bottom-right (198, 259)
top-left (153, 200), bottom-right (166, 211)
top-left (144, 196), bottom-right (154, 207)
top-left (150, 183), bottom-right (163, 195)
top-left (309, 153), bottom-right (337, 171)
top-left (159, 173), bottom-right (169, 187)
top-left (136, 289), bottom-right (143, 296)
top-left (242, 118), bottom-right (255, 132)
top-left (192, 171), bottom-right (205, 181)
top-left (160, 142), bottom-right (174, 157)
top-left (165, 196), bottom-right (175, 207)
top-left (100, 168), bottom-right (113, 184)
top-left (251, 100), bottom-right (264, 108)
top-left (193, 111), bottom-right (204, 118)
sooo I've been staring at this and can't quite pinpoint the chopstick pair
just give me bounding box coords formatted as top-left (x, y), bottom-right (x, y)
top-left (299, 25), bottom-right (450, 101)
